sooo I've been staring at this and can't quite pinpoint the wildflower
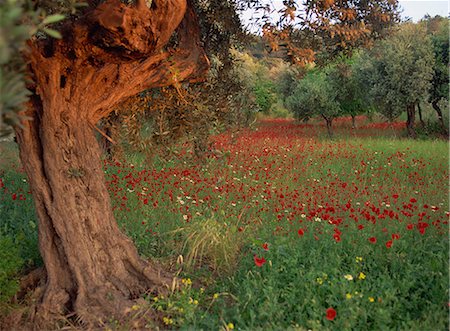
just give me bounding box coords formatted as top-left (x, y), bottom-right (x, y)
top-left (254, 255), bottom-right (266, 267)
top-left (355, 256), bottom-right (363, 263)
top-left (346, 293), bottom-right (352, 299)
top-left (213, 293), bottom-right (219, 299)
top-left (193, 299), bottom-right (199, 305)
top-left (163, 317), bottom-right (173, 325)
top-left (131, 305), bottom-right (140, 311)
top-left (262, 242), bottom-right (269, 251)
top-left (326, 307), bottom-right (337, 321)
top-left (391, 233), bottom-right (400, 240)
top-left (385, 240), bottom-right (393, 249)
top-left (369, 297), bottom-right (375, 302)
top-left (344, 274), bottom-right (354, 281)
top-left (333, 233), bottom-right (341, 242)
top-left (316, 277), bottom-right (323, 285)
top-left (358, 272), bottom-right (366, 280)
top-left (182, 278), bottom-right (192, 286)
top-left (368, 237), bottom-right (377, 244)
top-left (298, 228), bottom-right (305, 236)
top-left (227, 322), bottom-right (235, 330)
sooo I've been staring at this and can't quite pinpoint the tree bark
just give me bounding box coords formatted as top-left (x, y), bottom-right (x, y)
top-left (417, 102), bottom-right (425, 128)
top-left (351, 114), bottom-right (356, 129)
top-left (432, 100), bottom-right (448, 135)
top-left (406, 103), bottom-right (416, 139)
top-left (16, 99), bottom-right (170, 325)
top-left (15, 0), bottom-right (209, 326)
top-left (322, 115), bottom-right (333, 139)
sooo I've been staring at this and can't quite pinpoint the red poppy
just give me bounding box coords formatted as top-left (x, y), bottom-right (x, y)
top-left (385, 240), bottom-right (393, 249)
top-left (333, 233), bottom-right (341, 242)
top-left (254, 255), bottom-right (266, 267)
top-left (326, 307), bottom-right (337, 321)
top-left (392, 194), bottom-right (399, 199)
top-left (368, 237), bottom-right (377, 244)
top-left (391, 233), bottom-right (400, 240)
top-left (143, 198), bottom-right (148, 205)
top-left (262, 243), bottom-right (269, 251)
top-left (298, 228), bottom-right (305, 236)
top-left (410, 198), bottom-right (417, 203)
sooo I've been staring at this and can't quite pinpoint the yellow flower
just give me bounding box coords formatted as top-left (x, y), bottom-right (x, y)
top-left (227, 322), bottom-right (235, 330)
top-left (316, 277), bottom-right (323, 285)
top-left (344, 274), bottom-right (354, 281)
top-left (163, 317), bottom-right (173, 325)
top-left (213, 293), bottom-right (219, 299)
top-left (369, 297), bottom-right (375, 302)
top-left (153, 296), bottom-right (158, 302)
top-left (131, 305), bottom-right (140, 311)
top-left (358, 272), bottom-right (366, 280)
top-left (346, 293), bottom-right (352, 299)
top-left (182, 278), bottom-right (192, 286)
top-left (193, 299), bottom-right (199, 305)
top-left (355, 256), bottom-right (363, 263)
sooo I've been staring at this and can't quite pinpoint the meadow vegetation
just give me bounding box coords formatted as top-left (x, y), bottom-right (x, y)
top-left (1, 118), bottom-right (448, 329)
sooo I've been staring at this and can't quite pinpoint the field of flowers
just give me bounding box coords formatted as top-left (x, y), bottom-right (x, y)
top-left (1, 118), bottom-right (449, 329)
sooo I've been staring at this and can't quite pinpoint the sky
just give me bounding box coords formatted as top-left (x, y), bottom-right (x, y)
top-left (399, 0), bottom-right (449, 21)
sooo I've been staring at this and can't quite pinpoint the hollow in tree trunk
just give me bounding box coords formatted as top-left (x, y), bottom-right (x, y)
top-left (406, 103), bottom-right (417, 139)
top-left (15, 0), bottom-right (209, 326)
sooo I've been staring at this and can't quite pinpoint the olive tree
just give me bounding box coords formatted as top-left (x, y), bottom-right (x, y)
top-left (355, 23), bottom-right (434, 137)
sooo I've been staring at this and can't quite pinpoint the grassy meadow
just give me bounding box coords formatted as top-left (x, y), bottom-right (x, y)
top-left (0, 117), bottom-right (449, 330)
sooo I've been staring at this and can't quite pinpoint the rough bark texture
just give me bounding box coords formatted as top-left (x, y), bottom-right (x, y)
top-left (15, 0), bottom-right (209, 326)
top-left (406, 103), bottom-right (416, 139)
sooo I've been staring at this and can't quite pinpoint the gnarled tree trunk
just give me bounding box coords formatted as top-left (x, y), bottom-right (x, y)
top-left (15, 0), bottom-right (208, 326)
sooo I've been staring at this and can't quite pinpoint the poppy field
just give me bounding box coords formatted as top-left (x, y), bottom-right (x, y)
top-left (1, 118), bottom-right (449, 329)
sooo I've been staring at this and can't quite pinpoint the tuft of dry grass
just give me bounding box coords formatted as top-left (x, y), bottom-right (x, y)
top-left (175, 216), bottom-right (243, 274)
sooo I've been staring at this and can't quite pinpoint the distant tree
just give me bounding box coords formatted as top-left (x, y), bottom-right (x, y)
top-left (285, 70), bottom-right (341, 137)
top-left (355, 23), bottom-right (434, 137)
top-left (326, 55), bottom-right (365, 128)
top-left (422, 16), bottom-right (449, 135)
top-left (276, 64), bottom-right (305, 101)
